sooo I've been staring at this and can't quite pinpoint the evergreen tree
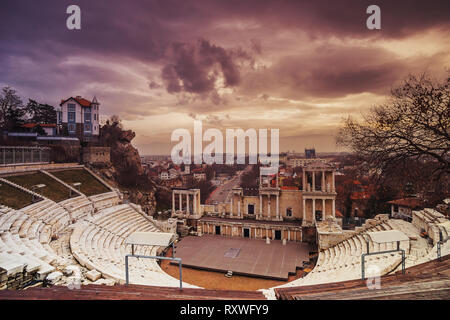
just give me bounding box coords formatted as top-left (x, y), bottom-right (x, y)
top-left (0, 86), bottom-right (25, 130)
top-left (26, 99), bottom-right (56, 124)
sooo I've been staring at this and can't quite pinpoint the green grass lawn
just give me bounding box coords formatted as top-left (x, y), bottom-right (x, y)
top-left (5, 172), bottom-right (71, 203)
top-left (51, 169), bottom-right (110, 196)
top-left (0, 182), bottom-right (34, 209)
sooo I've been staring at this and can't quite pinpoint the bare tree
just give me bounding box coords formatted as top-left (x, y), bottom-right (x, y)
top-left (337, 74), bottom-right (449, 179)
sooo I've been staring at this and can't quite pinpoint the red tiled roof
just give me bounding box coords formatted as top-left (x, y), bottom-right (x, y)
top-left (335, 209), bottom-right (343, 218)
top-left (22, 123), bottom-right (56, 128)
top-left (387, 198), bottom-right (424, 209)
top-left (60, 97), bottom-right (92, 107)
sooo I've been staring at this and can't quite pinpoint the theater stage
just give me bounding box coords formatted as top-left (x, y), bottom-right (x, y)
top-left (172, 235), bottom-right (312, 280)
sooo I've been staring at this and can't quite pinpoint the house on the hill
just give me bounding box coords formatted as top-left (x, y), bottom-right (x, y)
top-left (57, 96), bottom-right (100, 141)
top-left (388, 197), bottom-right (424, 221)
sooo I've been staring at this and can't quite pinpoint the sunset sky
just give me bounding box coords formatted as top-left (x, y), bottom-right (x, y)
top-left (1, 0), bottom-right (449, 155)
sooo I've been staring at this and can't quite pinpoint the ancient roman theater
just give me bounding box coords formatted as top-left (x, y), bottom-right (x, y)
top-left (0, 162), bottom-right (449, 300)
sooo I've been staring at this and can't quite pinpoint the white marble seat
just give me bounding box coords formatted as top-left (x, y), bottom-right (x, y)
top-left (69, 204), bottom-right (198, 288)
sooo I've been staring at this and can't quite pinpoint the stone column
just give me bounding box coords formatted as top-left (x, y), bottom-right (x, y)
top-left (322, 171), bottom-right (325, 192)
top-left (172, 191), bottom-right (175, 215)
top-left (267, 195), bottom-right (271, 218)
top-left (276, 194), bottom-right (279, 220)
top-left (322, 198), bottom-right (326, 219)
top-left (303, 171), bottom-right (307, 191)
top-left (312, 171), bottom-right (315, 191)
top-left (230, 194), bottom-right (234, 217)
top-left (186, 194), bottom-right (190, 215)
top-left (193, 192), bottom-right (197, 215)
top-left (303, 198), bottom-right (306, 220)
top-left (259, 195), bottom-right (262, 217)
top-left (312, 198), bottom-right (316, 223)
top-left (179, 193), bottom-right (182, 212)
top-left (238, 199), bottom-right (241, 217)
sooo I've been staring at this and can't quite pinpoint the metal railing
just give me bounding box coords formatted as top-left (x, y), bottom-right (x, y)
top-left (361, 239), bottom-right (405, 280)
top-left (125, 242), bottom-right (183, 290)
top-left (0, 146), bottom-right (50, 166)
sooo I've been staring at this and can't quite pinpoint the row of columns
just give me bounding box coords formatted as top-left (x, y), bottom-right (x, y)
top-left (303, 170), bottom-right (335, 192)
top-left (258, 194), bottom-right (280, 220)
top-left (172, 191), bottom-right (198, 215)
top-left (302, 198), bottom-right (336, 222)
top-left (231, 193), bottom-right (281, 220)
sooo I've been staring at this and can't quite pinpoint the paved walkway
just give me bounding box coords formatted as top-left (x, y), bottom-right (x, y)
top-left (173, 235), bottom-right (311, 280)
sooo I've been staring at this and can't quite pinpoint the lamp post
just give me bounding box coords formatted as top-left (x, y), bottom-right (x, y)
top-left (31, 184), bottom-right (46, 203)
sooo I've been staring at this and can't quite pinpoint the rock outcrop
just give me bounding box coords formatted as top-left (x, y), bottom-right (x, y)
top-left (91, 122), bottom-right (157, 215)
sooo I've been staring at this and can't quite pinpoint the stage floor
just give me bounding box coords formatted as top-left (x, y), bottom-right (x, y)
top-left (172, 235), bottom-right (312, 280)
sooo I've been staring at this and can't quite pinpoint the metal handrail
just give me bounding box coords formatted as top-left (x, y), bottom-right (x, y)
top-left (125, 242), bottom-right (183, 290)
top-left (361, 239), bottom-right (405, 280)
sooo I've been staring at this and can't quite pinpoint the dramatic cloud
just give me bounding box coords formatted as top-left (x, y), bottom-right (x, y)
top-left (160, 39), bottom-right (252, 102)
top-left (0, 0), bottom-right (449, 154)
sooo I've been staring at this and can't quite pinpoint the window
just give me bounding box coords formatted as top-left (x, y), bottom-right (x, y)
top-left (84, 123), bottom-right (91, 132)
top-left (94, 114), bottom-right (97, 121)
top-left (68, 123), bottom-right (76, 133)
top-left (84, 108), bottom-right (91, 123)
top-left (286, 207), bottom-right (293, 217)
top-left (67, 103), bottom-right (76, 123)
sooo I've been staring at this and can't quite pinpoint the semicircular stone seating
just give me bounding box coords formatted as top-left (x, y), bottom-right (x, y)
top-left (0, 204), bottom-right (71, 284)
top-left (70, 204), bottom-right (199, 288)
top-left (274, 217), bottom-right (437, 290)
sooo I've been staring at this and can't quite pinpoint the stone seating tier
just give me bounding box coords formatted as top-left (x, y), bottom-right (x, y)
top-left (70, 204), bottom-right (197, 288)
top-left (277, 219), bottom-right (430, 290)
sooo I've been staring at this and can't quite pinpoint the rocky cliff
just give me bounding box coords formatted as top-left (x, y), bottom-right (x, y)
top-left (90, 122), bottom-right (157, 215)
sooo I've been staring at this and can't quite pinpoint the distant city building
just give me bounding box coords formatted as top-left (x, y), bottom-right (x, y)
top-left (305, 148), bottom-right (316, 159)
top-left (192, 168), bottom-right (206, 181)
top-left (289, 158), bottom-right (326, 168)
top-left (168, 168), bottom-right (179, 179)
top-left (145, 155), bottom-right (170, 161)
top-left (193, 172), bottom-right (206, 181)
top-left (159, 171), bottom-right (169, 180)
